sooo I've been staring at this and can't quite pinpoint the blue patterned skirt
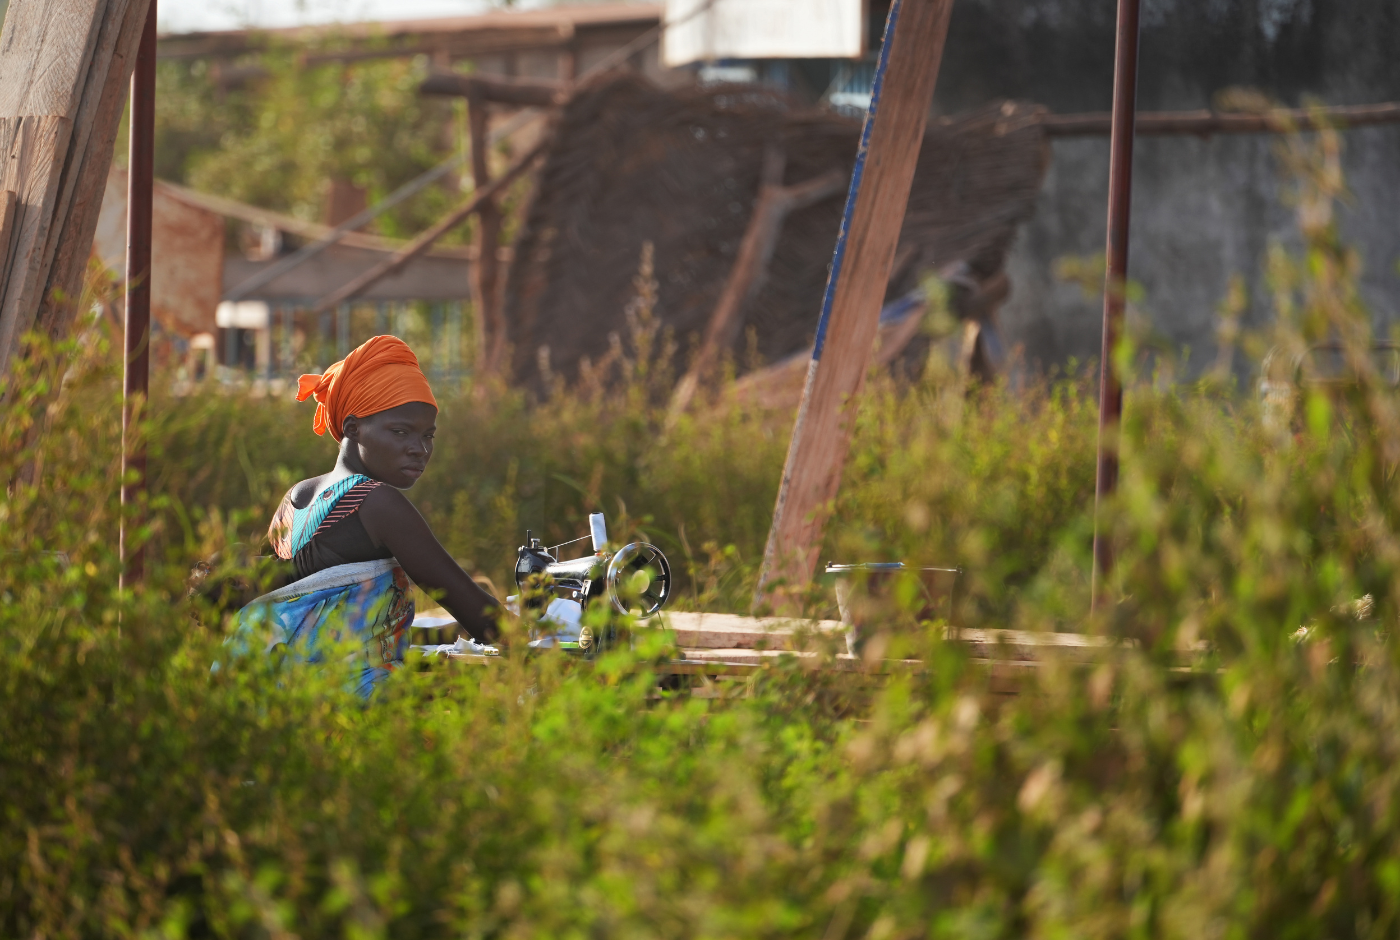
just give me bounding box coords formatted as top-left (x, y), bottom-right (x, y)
top-left (231, 558), bottom-right (414, 699)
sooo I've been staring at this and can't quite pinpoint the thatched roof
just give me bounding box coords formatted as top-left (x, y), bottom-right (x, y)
top-left (503, 71), bottom-right (1050, 387)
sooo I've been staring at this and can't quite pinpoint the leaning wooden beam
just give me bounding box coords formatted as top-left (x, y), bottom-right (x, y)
top-left (0, 0), bottom-right (154, 372)
top-left (160, 180), bottom-right (460, 255)
top-left (308, 140), bottom-right (545, 316)
top-left (668, 155), bottom-right (844, 422)
top-left (1042, 101), bottom-right (1400, 137)
top-left (755, 0), bottom-right (955, 607)
top-left (420, 73), bottom-right (564, 108)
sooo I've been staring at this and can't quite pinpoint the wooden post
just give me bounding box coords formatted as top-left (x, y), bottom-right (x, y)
top-left (468, 88), bottom-right (506, 376)
top-left (754, 0), bottom-right (955, 607)
top-left (668, 145), bottom-right (844, 422)
top-left (120, 0), bottom-right (155, 589)
top-left (1090, 0), bottom-right (1142, 610)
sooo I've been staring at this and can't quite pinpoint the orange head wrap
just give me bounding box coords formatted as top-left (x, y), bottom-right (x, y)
top-left (296, 335), bottom-right (438, 441)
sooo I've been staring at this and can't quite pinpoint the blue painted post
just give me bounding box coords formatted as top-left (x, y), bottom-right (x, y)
top-left (756, 0), bottom-right (955, 606)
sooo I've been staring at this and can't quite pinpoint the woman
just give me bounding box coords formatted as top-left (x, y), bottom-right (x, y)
top-left (235, 335), bottom-right (501, 698)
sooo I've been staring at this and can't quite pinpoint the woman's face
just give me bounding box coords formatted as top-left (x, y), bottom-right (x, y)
top-left (344, 401), bottom-right (438, 489)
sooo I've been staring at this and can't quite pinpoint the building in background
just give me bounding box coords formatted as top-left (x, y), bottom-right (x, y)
top-left (151, 0), bottom-right (1400, 382)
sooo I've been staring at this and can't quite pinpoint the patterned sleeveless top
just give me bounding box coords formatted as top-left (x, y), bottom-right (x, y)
top-left (269, 475), bottom-right (389, 576)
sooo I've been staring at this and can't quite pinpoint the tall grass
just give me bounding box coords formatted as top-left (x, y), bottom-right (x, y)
top-left (5, 119), bottom-right (1400, 936)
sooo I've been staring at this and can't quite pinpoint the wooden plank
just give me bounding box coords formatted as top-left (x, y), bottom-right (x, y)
top-left (467, 92), bottom-right (514, 375)
top-left (420, 72), bottom-right (564, 108)
top-left (415, 608), bottom-right (1203, 664)
top-left (0, 0), bottom-right (107, 364)
top-left (157, 179), bottom-right (472, 258)
top-left (0, 190), bottom-right (17, 297)
top-left (36, 0), bottom-right (150, 345)
top-left (0, 114), bottom-right (73, 367)
top-left (307, 139), bottom-right (545, 315)
top-left (421, 606), bottom-right (1209, 681)
top-left (660, 610), bottom-right (845, 650)
top-left (755, 0), bottom-right (955, 606)
top-left (154, 4), bottom-right (660, 61)
top-left (0, 0), bottom-right (156, 370)
top-left (0, 0), bottom-right (106, 118)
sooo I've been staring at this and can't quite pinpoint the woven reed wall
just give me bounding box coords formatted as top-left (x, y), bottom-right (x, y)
top-left (502, 71), bottom-right (1050, 386)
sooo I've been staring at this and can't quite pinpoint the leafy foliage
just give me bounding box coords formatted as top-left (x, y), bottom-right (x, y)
top-left (150, 46), bottom-right (465, 240)
top-left (5, 121), bottom-right (1400, 937)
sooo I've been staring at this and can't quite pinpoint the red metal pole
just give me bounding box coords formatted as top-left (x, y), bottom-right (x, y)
top-left (1090, 0), bottom-right (1141, 611)
top-left (121, 0), bottom-right (157, 590)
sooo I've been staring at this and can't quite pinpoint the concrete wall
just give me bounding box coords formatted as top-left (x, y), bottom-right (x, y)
top-left (929, 0), bottom-right (1400, 372)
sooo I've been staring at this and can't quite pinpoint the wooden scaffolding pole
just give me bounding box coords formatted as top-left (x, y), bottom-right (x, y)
top-left (120, 0), bottom-right (156, 588)
top-left (468, 88), bottom-right (507, 376)
top-left (1090, 0), bottom-right (1143, 609)
top-left (754, 0), bottom-right (955, 607)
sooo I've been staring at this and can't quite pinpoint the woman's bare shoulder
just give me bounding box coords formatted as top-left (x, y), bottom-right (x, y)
top-left (286, 474), bottom-right (330, 510)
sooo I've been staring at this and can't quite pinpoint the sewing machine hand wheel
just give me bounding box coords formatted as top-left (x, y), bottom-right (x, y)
top-left (605, 542), bottom-right (671, 617)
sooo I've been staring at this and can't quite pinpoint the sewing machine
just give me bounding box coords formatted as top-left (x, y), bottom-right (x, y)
top-left (513, 513), bottom-right (672, 656)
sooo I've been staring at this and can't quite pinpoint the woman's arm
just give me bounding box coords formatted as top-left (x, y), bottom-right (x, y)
top-left (356, 485), bottom-right (502, 643)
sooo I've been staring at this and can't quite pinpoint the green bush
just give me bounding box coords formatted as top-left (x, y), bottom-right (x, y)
top-left (5, 120), bottom-right (1400, 937)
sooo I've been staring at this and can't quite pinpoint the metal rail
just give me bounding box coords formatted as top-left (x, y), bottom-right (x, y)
top-left (1042, 101), bottom-right (1400, 137)
top-left (1090, 0), bottom-right (1141, 609)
